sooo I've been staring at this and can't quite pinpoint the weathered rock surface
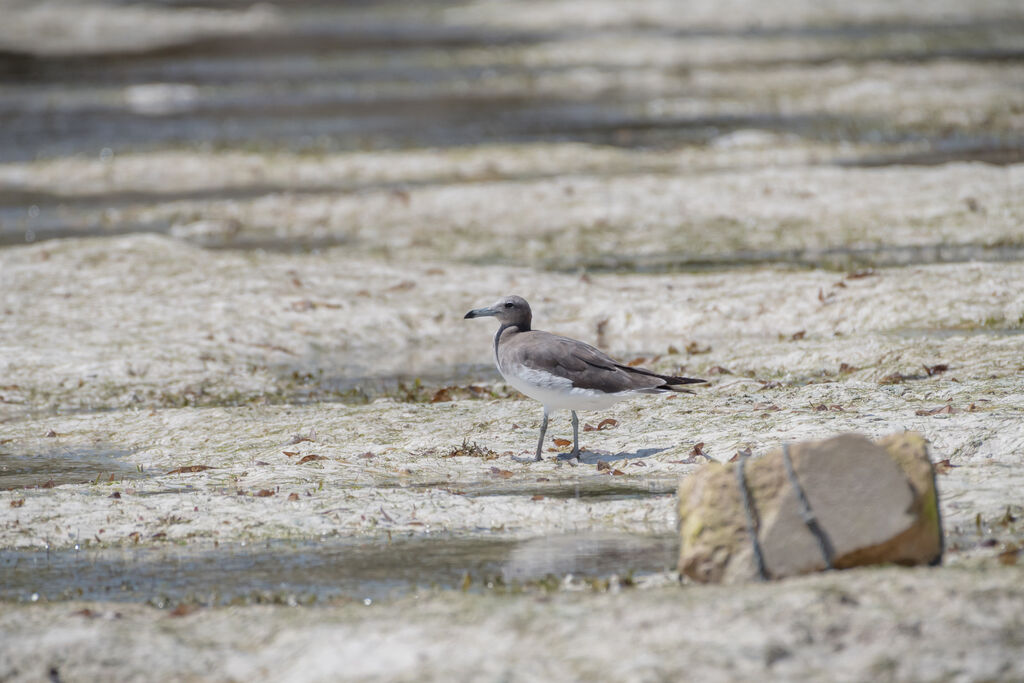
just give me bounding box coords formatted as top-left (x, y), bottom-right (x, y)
top-left (678, 432), bottom-right (942, 582)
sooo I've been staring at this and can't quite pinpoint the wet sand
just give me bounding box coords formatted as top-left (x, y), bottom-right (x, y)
top-left (2, 0), bottom-right (1024, 680)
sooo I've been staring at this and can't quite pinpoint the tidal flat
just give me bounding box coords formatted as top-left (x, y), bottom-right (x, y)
top-left (2, 0), bottom-right (1024, 680)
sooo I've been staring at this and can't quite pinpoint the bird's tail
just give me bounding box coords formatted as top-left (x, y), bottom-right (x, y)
top-left (657, 375), bottom-right (707, 394)
top-left (622, 365), bottom-right (707, 394)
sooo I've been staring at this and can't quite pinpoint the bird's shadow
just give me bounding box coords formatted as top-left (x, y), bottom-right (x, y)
top-left (509, 447), bottom-right (670, 465)
top-left (557, 447), bottom-right (668, 465)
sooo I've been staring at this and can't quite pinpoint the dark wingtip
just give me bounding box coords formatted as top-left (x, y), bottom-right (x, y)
top-left (667, 376), bottom-right (707, 385)
top-left (655, 376), bottom-right (707, 394)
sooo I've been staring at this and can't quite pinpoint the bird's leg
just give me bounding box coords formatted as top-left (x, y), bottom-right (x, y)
top-left (534, 409), bottom-right (549, 462)
top-left (570, 411), bottom-right (581, 460)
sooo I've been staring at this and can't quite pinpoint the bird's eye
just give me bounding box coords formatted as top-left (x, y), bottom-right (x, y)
top-left (504, 302), bottom-right (513, 308)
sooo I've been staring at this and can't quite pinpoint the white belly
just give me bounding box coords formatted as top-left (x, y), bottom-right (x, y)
top-left (499, 363), bottom-right (632, 412)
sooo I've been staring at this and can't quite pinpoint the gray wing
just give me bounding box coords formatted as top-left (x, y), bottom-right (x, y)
top-left (504, 331), bottom-right (705, 394)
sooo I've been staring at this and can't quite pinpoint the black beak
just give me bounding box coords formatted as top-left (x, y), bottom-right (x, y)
top-left (465, 306), bottom-right (498, 319)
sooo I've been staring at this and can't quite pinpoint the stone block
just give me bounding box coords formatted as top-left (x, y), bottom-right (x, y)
top-left (677, 432), bottom-right (942, 583)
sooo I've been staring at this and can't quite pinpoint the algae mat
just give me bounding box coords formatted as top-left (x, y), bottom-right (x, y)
top-left (2, 236), bottom-right (1024, 681)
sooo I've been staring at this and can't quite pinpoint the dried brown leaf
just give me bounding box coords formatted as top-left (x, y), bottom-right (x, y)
top-left (597, 418), bottom-right (618, 430)
top-left (691, 442), bottom-right (705, 456)
top-left (998, 546), bottom-right (1020, 566)
top-left (611, 469), bottom-right (626, 476)
top-left (255, 489), bottom-right (274, 497)
top-left (924, 363), bottom-right (949, 376)
top-left (685, 341), bottom-right (711, 355)
top-left (10, 498), bottom-right (24, 508)
top-left (298, 454), bottom-right (328, 464)
top-left (287, 492), bottom-right (300, 501)
top-left (729, 448), bottom-right (753, 463)
top-left (915, 405), bottom-right (955, 416)
top-left (790, 330), bottom-right (806, 342)
top-left (287, 430), bottom-right (316, 445)
top-left (553, 438), bottom-right (572, 448)
top-left (531, 495), bottom-right (545, 501)
top-left (596, 460), bottom-right (611, 472)
top-left (282, 451), bottom-right (298, 457)
top-left (169, 604), bottom-right (198, 617)
top-left (838, 362), bottom-right (857, 374)
top-left (489, 467), bottom-right (514, 479)
top-left (40, 479), bottom-right (56, 489)
top-left (879, 372), bottom-right (905, 385)
top-left (167, 465), bottom-right (214, 474)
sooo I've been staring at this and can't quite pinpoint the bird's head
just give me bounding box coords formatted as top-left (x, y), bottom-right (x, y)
top-left (464, 295), bottom-right (532, 329)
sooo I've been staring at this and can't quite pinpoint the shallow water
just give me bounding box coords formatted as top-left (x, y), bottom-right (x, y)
top-left (384, 476), bottom-right (678, 501)
top-left (565, 243), bottom-right (1024, 274)
top-left (0, 532), bottom-right (678, 606)
top-left (0, 444), bottom-right (142, 490)
top-left (3, 1), bottom-right (1022, 257)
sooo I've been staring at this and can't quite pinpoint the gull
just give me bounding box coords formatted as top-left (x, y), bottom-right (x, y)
top-left (465, 295), bottom-right (705, 461)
